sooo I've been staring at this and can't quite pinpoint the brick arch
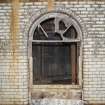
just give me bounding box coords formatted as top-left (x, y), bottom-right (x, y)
top-left (29, 13), bottom-right (81, 41)
top-left (27, 9), bottom-right (84, 40)
top-left (25, 7), bottom-right (87, 40)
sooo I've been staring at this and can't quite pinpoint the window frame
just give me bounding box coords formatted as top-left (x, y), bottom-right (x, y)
top-left (28, 12), bottom-right (82, 90)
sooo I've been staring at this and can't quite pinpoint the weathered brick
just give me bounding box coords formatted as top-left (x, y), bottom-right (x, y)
top-left (0, 1), bottom-right (105, 105)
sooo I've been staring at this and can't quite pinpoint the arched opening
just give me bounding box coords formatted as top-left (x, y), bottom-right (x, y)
top-left (29, 12), bottom-right (82, 85)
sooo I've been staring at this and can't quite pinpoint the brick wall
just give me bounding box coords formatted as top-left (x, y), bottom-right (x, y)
top-left (0, 1), bottom-right (105, 105)
top-left (0, 3), bottom-right (29, 105)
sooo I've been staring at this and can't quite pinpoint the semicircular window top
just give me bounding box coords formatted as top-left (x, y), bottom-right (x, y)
top-left (31, 13), bottom-right (81, 85)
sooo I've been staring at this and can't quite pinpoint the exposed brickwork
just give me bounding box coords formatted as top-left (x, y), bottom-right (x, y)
top-left (0, 1), bottom-right (105, 105)
top-left (0, 3), bottom-right (29, 105)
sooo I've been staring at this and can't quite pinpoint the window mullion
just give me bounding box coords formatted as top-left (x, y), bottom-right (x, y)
top-left (39, 24), bottom-right (48, 38)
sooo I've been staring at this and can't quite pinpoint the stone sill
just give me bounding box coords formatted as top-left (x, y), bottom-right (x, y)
top-left (32, 99), bottom-right (84, 105)
top-left (32, 85), bottom-right (81, 89)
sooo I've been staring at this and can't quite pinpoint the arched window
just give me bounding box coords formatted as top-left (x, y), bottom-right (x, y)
top-left (30, 12), bottom-right (81, 85)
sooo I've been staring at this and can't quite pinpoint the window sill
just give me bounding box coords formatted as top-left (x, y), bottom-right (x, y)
top-left (32, 85), bottom-right (81, 89)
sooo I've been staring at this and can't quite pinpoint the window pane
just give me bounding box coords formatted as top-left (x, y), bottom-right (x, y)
top-left (63, 25), bottom-right (77, 39)
top-left (32, 43), bottom-right (72, 84)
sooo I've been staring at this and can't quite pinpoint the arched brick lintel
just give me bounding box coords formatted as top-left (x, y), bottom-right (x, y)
top-left (26, 7), bottom-right (87, 41)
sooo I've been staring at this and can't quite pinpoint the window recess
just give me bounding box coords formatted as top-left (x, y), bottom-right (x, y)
top-left (31, 15), bottom-right (81, 85)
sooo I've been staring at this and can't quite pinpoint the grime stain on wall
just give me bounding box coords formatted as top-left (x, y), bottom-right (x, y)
top-left (48, 0), bottom-right (54, 11)
top-left (9, 0), bottom-right (20, 84)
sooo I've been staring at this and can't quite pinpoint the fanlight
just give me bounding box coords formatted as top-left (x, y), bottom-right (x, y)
top-left (33, 18), bottom-right (78, 41)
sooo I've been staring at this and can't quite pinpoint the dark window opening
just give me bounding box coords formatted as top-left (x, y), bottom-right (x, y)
top-left (59, 20), bottom-right (67, 31)
top-left (41, 18), bottom-right (55, 33)
top-left (32, 43), bottom-right (78, 84)
top-left (32, 17), bottom-right (80, 85)
top-left (63, 25), bottom-right (77, 39)
top-left (33, 26), bottom-right (47, 40)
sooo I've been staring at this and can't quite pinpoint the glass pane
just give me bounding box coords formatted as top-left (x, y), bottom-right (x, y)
top-left (32, 43), bottom-right (72, 84)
